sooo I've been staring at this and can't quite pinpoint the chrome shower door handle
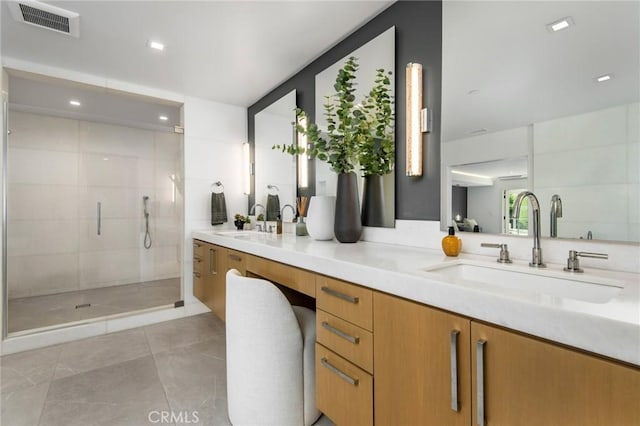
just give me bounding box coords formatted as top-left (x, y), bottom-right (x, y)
top-left (97, 202), bottom-right (101, 235)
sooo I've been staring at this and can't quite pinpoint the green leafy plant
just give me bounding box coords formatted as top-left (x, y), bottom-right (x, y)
top-left (357, 68), bottom-right (394, 176)
top-left (233, 213), bottom-right (245, 223)
top-left (273, 56), bottom-right (394, 176)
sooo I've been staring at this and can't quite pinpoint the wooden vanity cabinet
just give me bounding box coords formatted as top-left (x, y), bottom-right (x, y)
top-left (471, 322), bottom-right (640, 426)
top-left (374, 292), bottom-right (471, 426)
top-left (316, 277), bottom-right (374, 426)
top-left (192, 240), bottom-right (206, 301)
top-left (226, 249), bottom-right (246, 275)
top-left (373, 291), bottom-right (640, 426)
top-left (205, 244), bottom-right (227, 321)
top-left (191, 244), bottom-right (640, 425)
top-left (194, 240), bottom-right (249, 321)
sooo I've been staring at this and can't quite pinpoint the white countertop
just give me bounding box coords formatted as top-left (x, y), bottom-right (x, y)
top-left (193, 230), bottom-right (640, 366)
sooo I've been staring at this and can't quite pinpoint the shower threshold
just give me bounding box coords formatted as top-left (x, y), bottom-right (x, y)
top-left (7, 277), bottom-right (181, 334)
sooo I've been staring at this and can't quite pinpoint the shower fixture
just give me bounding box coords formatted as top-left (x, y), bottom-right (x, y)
top-left (143, 196), bottom-right (152, 249)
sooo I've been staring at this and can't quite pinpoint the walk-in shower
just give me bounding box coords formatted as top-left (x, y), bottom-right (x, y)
top-left (3, 72), bottom-right (184, 334)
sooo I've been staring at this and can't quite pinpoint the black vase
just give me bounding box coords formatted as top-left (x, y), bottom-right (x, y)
top-left (334, 172), bottom-right (362, 243)
top-left (362, 174), bottom-right (386, 227)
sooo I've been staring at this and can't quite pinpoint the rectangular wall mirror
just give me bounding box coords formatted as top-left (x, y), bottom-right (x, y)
top-left (254, 89), bottom-right (297, 222)
top-left (314, 26), bottom-right (395, 228)
top-left (441, 1), bottom-right (639, 243)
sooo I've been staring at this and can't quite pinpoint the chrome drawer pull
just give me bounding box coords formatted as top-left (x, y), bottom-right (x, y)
top-left (193, 242), bottom-right (202, 248)
top-left (322, 321), bottom-right (360, 344)
top-left (321, 286), bottom-right (359, 304)
top-left (320, 357), bottom-right (359, 386)
top-left (450, 330), bottom-right (460, 412)
top-left (210, 249), bottom-right (217, 275)
top-left (477, 339), bottom-right (487, 426)
top-left (193, 272), bottom-right (201, 278)
top-left (193, 258), bottom-right (202, 263)
top-left (228, 254), bottom-right (242, 262)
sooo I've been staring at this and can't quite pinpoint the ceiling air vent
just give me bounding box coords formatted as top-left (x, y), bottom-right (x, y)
top-left (8, 0), bottom-right (79, 38)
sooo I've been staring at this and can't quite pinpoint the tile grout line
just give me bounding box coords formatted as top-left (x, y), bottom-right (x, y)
top-left (143, 325), bottom-right (175, 419)
top-left (36, 344), bottom-right (65, 426)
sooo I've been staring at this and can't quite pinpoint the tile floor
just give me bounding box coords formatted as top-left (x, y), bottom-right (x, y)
top-left (1, 313), bottom-right (333, 426)
top-left (8, 278), bottom-right (181, 333)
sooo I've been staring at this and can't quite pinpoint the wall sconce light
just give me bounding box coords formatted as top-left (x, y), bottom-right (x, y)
top-left (242, 142), bottom-right (251, 195)
top-left (406, 62), bottom-right (431, 177)
top-left (296, 115), bottom-right (309, 188)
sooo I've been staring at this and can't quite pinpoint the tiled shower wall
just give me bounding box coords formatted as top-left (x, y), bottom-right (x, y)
top-left (7, 111), bottom-right (183, 299)
top-left (534, 102), bottom-right (639, 242)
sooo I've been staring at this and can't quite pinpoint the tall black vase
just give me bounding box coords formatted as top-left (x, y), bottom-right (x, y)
top-left (362, 174), bottom-right (385, 227)
top-left (334, 172), bottom-right (362, 243)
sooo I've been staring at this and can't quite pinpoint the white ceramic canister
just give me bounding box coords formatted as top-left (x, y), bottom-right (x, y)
top-left (305, 195), bottom-right (336, 240)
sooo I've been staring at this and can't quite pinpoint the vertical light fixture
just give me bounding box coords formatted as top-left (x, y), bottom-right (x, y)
top-left (242, 142), bottom-right (251, 195)
top-left (406, 62), bottom-right (429, 176)
top-left (297, 115), bottom-right (309, 188)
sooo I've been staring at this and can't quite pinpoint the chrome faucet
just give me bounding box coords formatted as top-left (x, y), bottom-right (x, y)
top-left (281, 204), bottom-right (296, 222)
top-left (513, 191), bottom-right (546, 268)
top-left (550, 194), bottom-right (562, 238)
top-left (250, 203), bottom-right (266, 232)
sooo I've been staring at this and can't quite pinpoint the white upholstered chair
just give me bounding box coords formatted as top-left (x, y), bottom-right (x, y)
top-left (225, 269), bottom-right (320, 426)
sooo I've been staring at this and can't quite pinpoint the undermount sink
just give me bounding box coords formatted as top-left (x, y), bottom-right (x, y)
top-left (423, 261), bottom-right (623, 304)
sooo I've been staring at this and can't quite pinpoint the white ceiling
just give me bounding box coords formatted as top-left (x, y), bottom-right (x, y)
top-left (2, 0), bottom-right (394, 107)
top-left (8, 70), bottom-right (183, 130)
top-left (442, 0), bottom-right (640, 142)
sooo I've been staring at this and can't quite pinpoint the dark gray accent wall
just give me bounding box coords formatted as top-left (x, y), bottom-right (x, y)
top-left (248, 0), bottom-right (442, 220)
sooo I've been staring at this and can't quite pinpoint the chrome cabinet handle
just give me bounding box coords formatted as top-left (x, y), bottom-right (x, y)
top-left (320, 286), bottom-right (359, 304)
top-left (97, 202), bottom-right (101, 236)
top-left (193, 258), bottom-right (202, 263)
top-left (210, 249), bottom-right (217, 275)
top-left (320, 357), bottom-right (358, 386)
top-left (193, 272), bottom-right (201, 278)
top-left (228, 254), bottom-right (242, 262)
top-left (321, 321), bottom-right (359, 344)
top-left (477, 339), bottom-right (487, 426)
top-left (450, 330), bottom-right (460, 412)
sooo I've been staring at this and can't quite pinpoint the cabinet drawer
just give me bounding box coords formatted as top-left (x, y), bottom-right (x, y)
top-left (317, 310), bottom-right (373, 374)
top-left (316, 343), bottom-right (372, 426)
top-left (193, 271), bottom-right (204, 301)
top-left (316, 277), bottom-right (373, 331)
top-left (247, 255), bottom-right (315, 298)
top-left (226, 249), bottom-right (246, 275)
top-left (193, 239), bottom-right (205, 258)
top-left (193, 256), bottom-right (204, 273)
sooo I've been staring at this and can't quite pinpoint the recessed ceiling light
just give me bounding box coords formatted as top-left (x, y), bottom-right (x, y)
top-left (546, 17), bottom-right (574, 33)
top-left (148, 40), bottom-right (165, 51)
top-left (159, 115), bottom-right (168, 121)
top-left (595, 74), bottom-right (613, 83)
top-left (69, 100), bottom-right (81, 106)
